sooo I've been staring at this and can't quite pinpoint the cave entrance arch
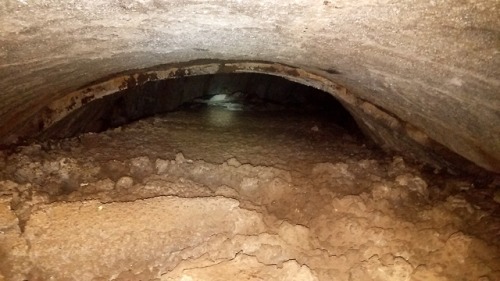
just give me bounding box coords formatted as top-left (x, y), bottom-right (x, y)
top-left (37, 60), bottom-right (359, 135)
top-left (9, 59), bottom-right (488, 174)
top-left (38, 72), bottom-right (360, 140)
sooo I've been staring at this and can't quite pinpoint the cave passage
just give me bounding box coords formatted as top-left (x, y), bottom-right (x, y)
top-left (0, 73), bottom-right (499, 281)
top-left (1, 0), bottom-right (499, 278)
top-left (38, 73), bottom-right (361, 141)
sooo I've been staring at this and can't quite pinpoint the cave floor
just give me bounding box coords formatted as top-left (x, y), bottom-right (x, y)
top-left (1, 105), bottom-right (499, 281)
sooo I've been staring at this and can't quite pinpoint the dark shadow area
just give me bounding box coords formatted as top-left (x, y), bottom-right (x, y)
top-left (38, 73), bottom-right (361, 140)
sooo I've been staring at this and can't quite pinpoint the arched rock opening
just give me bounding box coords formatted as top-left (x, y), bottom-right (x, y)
top-left (37, 72), bottom-right (360, 140)
top-left (5, 60), bottom-right (492, 174)
top-left (1, 1), bottom-right (500, 280)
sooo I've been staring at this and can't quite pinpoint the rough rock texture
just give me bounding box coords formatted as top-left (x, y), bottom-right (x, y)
top-left (0, 0), bottom-right (499, 172)
top-left (1, 106), bottom-right (499, 280)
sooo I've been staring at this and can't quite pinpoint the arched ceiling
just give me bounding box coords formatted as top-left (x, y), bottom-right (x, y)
top-left (0, 0), bottom-right (499, 172)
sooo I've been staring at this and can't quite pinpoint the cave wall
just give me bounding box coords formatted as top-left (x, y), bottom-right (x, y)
top-left (0, 0), bottom-right (499, 172)
top-left (37, 73), bottom-right (350, 140)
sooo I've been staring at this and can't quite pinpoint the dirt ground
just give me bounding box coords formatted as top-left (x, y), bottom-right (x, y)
top-left (1, 105), bottom-right (499, 281)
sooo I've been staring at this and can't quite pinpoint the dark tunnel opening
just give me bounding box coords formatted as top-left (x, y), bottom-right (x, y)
top-left (37, 73), bottom-right (362, 141)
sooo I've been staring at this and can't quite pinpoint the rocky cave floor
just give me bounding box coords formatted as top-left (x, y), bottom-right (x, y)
top-left (1, 104), bottom-right (499, 281)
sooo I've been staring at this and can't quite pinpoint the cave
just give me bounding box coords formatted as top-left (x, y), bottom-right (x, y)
top-left (36, 73), bottom-right (360, 141)
top-left (0, 1), bottom-right (499, 280)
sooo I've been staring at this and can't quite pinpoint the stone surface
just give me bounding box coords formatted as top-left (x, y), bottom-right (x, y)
top-left (23, 196), bottom-right (267, 280)
top-left (1, 106), bottom-right (499, 280)
top-left (0, 0), bottom-right (499, 172)
top-left (161, 254), bottom-right (319, 281)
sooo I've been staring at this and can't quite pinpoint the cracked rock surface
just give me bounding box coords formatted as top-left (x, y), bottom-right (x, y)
top-left (1, 106), bottom-right (499, 280)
